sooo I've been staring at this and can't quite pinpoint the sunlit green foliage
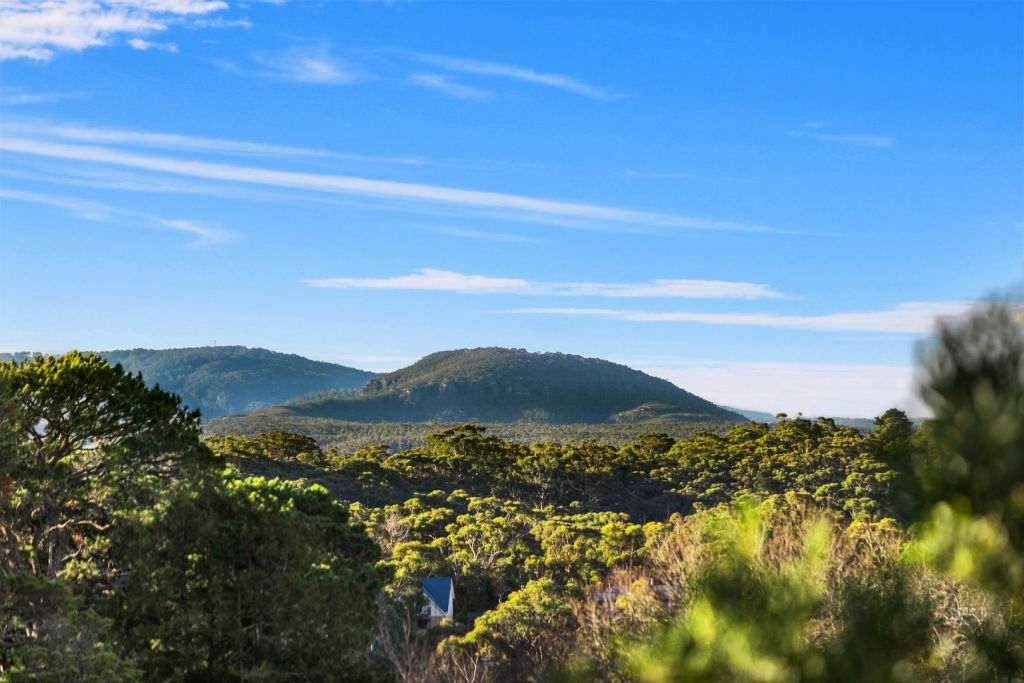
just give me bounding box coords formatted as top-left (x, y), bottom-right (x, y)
top-left (205, 430), bottom-right (327, 466)
top-left (667, 418), bottom-right (896, 520)
top-left (440, 578), bottom-right (577, 674)
top-left (216, 417), bottom-right (901, 524)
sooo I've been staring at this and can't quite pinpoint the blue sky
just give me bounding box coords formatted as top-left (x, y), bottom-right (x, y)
top-left (0, 1), bottom-right (1021, 417)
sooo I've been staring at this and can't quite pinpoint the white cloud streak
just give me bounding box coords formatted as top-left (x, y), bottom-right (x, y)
top-left (128, 37), bottom-right (178, 51)
top-left (187, 16), bottom-right (251, 29)
top-left (304, 268), bottom-right (787, 299)
top-left (409, 73), bottom-right (493, 100)
top-left (0, 163), bottom-right (308, 202)
top-left (251, 45), bottom-right (358, 84)
top-left (5, 119), bottom-right (428, 165)
top-left (0, 0), bottom-right (225, 61)
top-left (0, 186), bottom-right (232, 247)
top-left (505, 301), bottom-right (975, 334)
top-left (0, 88), bottom-right (76, 105)
top-left (435, 227), bottom-right (541, 244)
top-left (157, 217), bottom-right (228, 246)
top-left (810, 132), bottom-right (895, 149)
top-left (0, 186), bottom-right (113, 220)
top-left (308, 269), bottom-right (528, 294)
top-left (415, 52), bottom-right (619, 100)
top-left (0, 135), bottom-right (779, 233)
top-left (793, 123), bottom-right (895, 149)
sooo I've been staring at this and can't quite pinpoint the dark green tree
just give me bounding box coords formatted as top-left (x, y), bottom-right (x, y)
top-left (118, 472), bottom-right (384, 681)
top-left (0, 352), bottom-right (210, 679)
top-left (869, 408), bottom-right (918, 520)
top-left (0, 351), bottom-right (209, 580)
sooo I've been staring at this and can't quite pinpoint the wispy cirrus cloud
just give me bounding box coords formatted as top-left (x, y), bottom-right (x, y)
top-left (435, 227), bottom-right (542, 244)
top-left (3, 119), bottom-right (427, 165)
top-left (304, 268), bottom-right (787, 299)
top-left (249, 45), bottom-right (359, 84)
top-left (0, 135), bottom-right (782, 234)
top-left (811, 132), bottom-right (895, 148)
top-left (308, 269), bottom-right (529, 294)
top-left (623, 168), bottom-right (702, 182)
top-left (505, 301), bottom-right (974, 334)
top-left (157, 218), bottom-right (229, 246)
top-left (0, 163), bottom-right (310, 203)
top-left (186, 16), bottom-right (251, 30)
top-left (0, 0), bottom-right (226, 61)
top-left (0, 87), bottom-right (76, 106)
top-left (0, 186), bottom-right (113, 220)
top-left (0, 186), bottom-right (233, 247)
top-left (414, 52), bottom-right (620, 100)
top-left (128, 38), bottom-right (178, 52)
top-left (791, 122), bottom-right (895, 149)
top-left (409, 73), bottom-right (493, 100)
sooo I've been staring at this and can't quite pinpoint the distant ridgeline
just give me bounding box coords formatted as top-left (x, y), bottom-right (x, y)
top-left (1, 347), bottom-right (904, 429)
top-left (0, 346), bottom-right (376, 418)
top-left (260, 347), bottom-right (744, 424)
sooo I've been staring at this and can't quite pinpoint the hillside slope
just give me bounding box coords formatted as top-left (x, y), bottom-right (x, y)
top-left (266, 347), bottom-right (743, 424)
top-left (1, 347), bottom-right (376, 418)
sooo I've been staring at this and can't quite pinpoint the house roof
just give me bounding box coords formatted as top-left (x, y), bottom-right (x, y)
top-left (421, 577), bottom-right (453, 611)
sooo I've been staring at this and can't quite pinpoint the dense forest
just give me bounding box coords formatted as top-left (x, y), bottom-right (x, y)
top-left (1, 305), bottom-right (1021, 681)
top-left (203, 417), bottom-right (743, 456)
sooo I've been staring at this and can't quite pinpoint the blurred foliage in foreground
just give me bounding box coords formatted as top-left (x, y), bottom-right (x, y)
top-left (559, 304), bottom-right (1022, 682)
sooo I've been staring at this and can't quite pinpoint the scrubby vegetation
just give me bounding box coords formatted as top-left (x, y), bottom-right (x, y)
top-left (203, 417), bottom-right (741, 454)
top-left (208, 414), bottom-right (904, 522)
top-left (2, 305), bottom-right (1021, 681)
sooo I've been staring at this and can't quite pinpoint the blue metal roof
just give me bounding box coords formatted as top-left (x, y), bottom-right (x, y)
top-left (421, 577), bottom-right (453, 611)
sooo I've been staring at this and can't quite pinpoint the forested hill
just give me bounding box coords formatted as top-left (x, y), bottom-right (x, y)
top-left (0, 347), bottom-right (376, 418)
top-left (263, 347), bottom-right (744, 424)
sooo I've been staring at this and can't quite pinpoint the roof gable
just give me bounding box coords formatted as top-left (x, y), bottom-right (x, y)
top-left (421, 577), bottom-right (452, 611)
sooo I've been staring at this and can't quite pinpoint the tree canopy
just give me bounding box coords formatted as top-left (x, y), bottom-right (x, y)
top-left (0, 352), bottom-right (383, 681)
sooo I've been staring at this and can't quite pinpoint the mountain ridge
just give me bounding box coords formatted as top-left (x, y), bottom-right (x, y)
top-left (0, 346), bottom-right (376, 418)
top-left (265, 346), bottom-right (744, 424)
